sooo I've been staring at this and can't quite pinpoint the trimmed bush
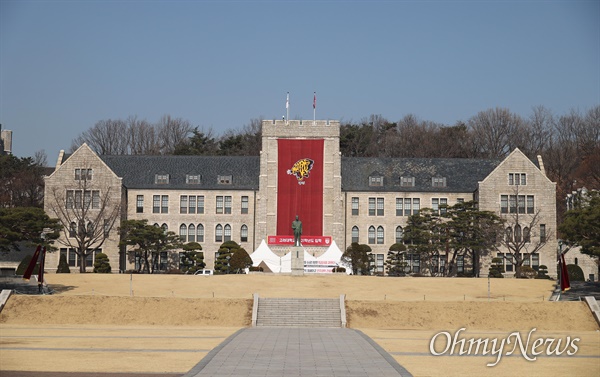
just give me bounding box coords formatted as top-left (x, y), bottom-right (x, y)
top-left (93, 253), bottom-right (111, 273)
top-left (488, 257), bottom-right (505, 278)
top-left (57, 253), bottom-right (70, 273)
top-left (567, 264), bottom-right (585, 282)
top-left (519, 266), bottom-right (537, 279)
top-left (536, 265), bottom-right (550, 279)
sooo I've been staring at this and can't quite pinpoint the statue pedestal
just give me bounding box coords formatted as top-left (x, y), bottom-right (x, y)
top-left (290, 246), bottom-right (304, 276)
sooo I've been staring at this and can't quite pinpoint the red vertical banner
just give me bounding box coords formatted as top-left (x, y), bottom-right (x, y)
top-left (277, 139), bottom-right (324, 237)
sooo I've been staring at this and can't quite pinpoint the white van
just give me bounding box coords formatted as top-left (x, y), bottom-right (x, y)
top-left (194, 269), bottom-right (213, 276)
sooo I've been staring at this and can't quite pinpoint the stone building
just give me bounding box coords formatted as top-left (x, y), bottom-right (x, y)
top-left (43, 120), bottom-right (558, 277)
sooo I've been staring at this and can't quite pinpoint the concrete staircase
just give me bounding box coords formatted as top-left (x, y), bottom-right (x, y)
top-left (254, 296), bottom-right (345, 328)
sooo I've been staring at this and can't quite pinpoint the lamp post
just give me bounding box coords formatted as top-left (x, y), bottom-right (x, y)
top-left (226, 255), bottom-right (231, 274)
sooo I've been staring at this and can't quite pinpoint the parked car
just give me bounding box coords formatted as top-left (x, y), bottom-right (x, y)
top-left (194, 269), bottom-right (213, 276)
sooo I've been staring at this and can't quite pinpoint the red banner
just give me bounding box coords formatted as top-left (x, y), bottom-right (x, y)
top-left (268, 235), bottom-right (332, 246)
top-left (276, 139), bottom-right (324, 237)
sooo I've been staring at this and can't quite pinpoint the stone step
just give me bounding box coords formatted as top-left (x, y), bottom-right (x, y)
top-left (255, 297), bottom-right (343, 328)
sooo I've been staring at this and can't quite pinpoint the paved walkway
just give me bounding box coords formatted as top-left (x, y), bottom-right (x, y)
top-left (183, 327), bottom-right (413, 377)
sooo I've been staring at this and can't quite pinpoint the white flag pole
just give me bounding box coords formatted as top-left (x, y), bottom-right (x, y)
top-left (313, 92), bottom-right (316, 125)
top-left (286, 92), bottom-right (289, 124)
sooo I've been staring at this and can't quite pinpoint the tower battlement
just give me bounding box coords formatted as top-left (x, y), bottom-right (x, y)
top-left (262, 119), bottom-right (340, 138)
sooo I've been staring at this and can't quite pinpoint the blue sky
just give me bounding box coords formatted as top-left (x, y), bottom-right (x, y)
top-left (1, 0), bottom-right (598, 162)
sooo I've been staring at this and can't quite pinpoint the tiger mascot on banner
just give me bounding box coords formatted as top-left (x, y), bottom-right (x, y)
top-left (287, 158), bottom-right (314, 185)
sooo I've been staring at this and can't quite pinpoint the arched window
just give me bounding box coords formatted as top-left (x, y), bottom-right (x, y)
top-left (197, 224), bottom-right (204, 243)
top-left (69, 222), bottom-right (77, 237)
top-left (215, 224), bottom-right (223, 243)
top-left (188, 224), bottom-right (195, 243)
top-left (377, 226), bottom-right (384, 244)
top-left (368, 226), bottom-right (376, 244)
top-left (395, 226), bottom-right (403, 244)
top-left (179, 224), bottom-right (187, 241)
top-left (224, 224), bottom-right (232, 242)
top-left (514, 224), bottom-right (522, 242)
top-left (161, 224), bottom-right (168, 234)
top-left (505, 227), bottom-right (513, 242)
top-left (241, 225), bottom-right (248, 242)
top-left (153, 223), bottom-right (159, 227)
top-left (351, 226), bottom-right (359, 243)
top-left (523, 227), bottom-right (530, 243)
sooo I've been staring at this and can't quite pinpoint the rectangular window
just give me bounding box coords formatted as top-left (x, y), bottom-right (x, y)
top-left (189, 196), bottom-right (196, 214)
top-left (377, 198), bottom-right (384, 216)
top-left (215, 227), bottom-right (223, 243)
top-left (241, 226), bottom-right (248, 242)
top-left (457, 255), bottom-right (464, 273)
top-left (103, 219), bottom-right (110, 237)
top-left (540, 224), bottom-right (546, 242)
top-left (432, 177), bottom-right (446, 187)
top-left (153, 195), bottom-right (160, 213)
top-left (161, 195), bottom-right (168, 213)
top-left (509, 173), bottom-right (527, 185)
top-left (376, 254), bottom-right (384, 273)
top-left (457, 198), bottom-right (464, 203)
top-left (400, 177), bottom-right (415, 187)
top-left (368, 227), bottom-right (375, 244)
top-left (404, 198), bottom-right (411, 216)
top-left (69, 248), bottom-right (76, 267)
top-left (508, 173), bottom-right (514, 185)
top-left (224, 196), bottom-right (232, 214)
top-left (180, 196), bottom-right (188, 214)
top-left (532, 253), bottom-right (539, 271)
top-left (521, 174), bottom-right (527, 185)
top-left (186, 174), bottom-right (201, 184)
top-left (197, 225), bottom-right (204, 243)
top-left (527, 195), bottom-right (534, 214)
top-left (518, 195), bottom-right (526, 214)
top-left (369, 176), bottom-right (383, 186)
top-left (197, 196), bottom-right (204, 214)
top-left (396, 198), bottom-right (403, 216)
top-left (501, 195), bottom-right (508, 213)
top-left (368, 198), bottom-right (376, 216)
top-left (216, 196), bottom-right (224, 214)
top-left (413, 198), bottom-right (420, 215)
top-left (218, 175), bottom-right (232, 184)
top-left (432, 198), bottom-right (439, 213)
top-left (160, 251), bottom-right (168, 271)
top-left (86, 251), bottom-right (94, 267)
top-left (351, 227), bottom-right (359, 243)
top-left (241, 196), bottom-right (249, 214)
top-left (73, 190), bottom-right (82, 209)
top-left (91, 191), bottom-right (99, 209)
top-left (155, 174), bottom-right (169, 184)
top-left (352, 197), bottom-right (359, 216)
top-left (376, 227), bottom-right (384, 244)
top-left (505, 254), bottom-right (513, 272)
top-left (440, 198), bottom-right (447, 215)
top-left (509, 195), bottom-right (517, 213)
top-left (75, 169), bottom-right (81, 181)
top-left (412, 254), bottom-right (420, 273)
top-left (84, 190), bottom-right (91, 209)
top-left (224, 226), bottom-right (231, 242)
top-left (66, 190), bottom-right (74, 209)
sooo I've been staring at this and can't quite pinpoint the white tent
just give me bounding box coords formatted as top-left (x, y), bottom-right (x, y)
top-left (250, 240), bottom-right (282, 273)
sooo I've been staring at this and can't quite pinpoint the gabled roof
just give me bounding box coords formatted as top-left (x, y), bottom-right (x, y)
top-left (341, 157), bottom-right (500, 193)
top-left (99, 155), bottom-right (260, 190)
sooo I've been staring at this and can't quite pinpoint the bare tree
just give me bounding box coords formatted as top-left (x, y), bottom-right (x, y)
top-left (127, 116), bottom-right (160, 155)
top-left (468, 107), bottom-right (524, 159)
top-left (157, 115), bottom-right (193, 154)
top-left (71, 119), bottom-right (129, 155)
top-left (46, 167), bottom-right (121, 272)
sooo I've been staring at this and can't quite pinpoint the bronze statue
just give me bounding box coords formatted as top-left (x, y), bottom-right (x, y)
top-left (292, 215), bottom-right (302, 246)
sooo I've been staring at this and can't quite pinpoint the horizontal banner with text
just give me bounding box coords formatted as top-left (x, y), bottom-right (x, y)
top-left (268, 235), bottom-right (332, 246)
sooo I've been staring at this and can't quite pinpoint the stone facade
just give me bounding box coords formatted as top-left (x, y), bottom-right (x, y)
top-left (43, 121), bottom-right (559, 278)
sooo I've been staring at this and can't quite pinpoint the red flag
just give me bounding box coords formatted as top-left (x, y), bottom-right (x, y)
top-left (23, 245), bottom-right (41, 280)
top-left (560, 254), bottom-right (570, 292)
top-left (313, 92), bottom-right (316, 109)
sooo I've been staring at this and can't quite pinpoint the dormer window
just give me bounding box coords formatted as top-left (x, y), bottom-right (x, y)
top-left (218, 175), bottom-right (232, 185)
top-left (155, 174), bottom-right (169, 184)
top-left (369, 176), bottom-right (383, 187)
top-left (186, 174), bottom-right (201, 184)
top-left (400, 176), bottom-right (415, 187)
top-left (432, 177), bottom-right (447, 188)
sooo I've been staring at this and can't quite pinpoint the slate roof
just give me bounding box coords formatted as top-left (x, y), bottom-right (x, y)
top-left (341, 157), bottom-right (500, 193)
top-left (100, 155), bottom-right (261, 190)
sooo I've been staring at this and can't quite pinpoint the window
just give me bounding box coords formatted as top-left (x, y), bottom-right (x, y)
top-left (189, 196), bottom-right (196, 214)
top-left (377, 198), bottom-right (384, 216)
top-left (456, 255), bottom-right (464, 273)
top-left (457, 198), bottom-right (464, 204)
top-left (527, 195), bottom-right (534, 214)
top-left (368, 198), bottom-right (376, 216)
top-left (368, 226), bottom-right (376, 244)
top-left (396, 198), bottom-right (403, 216)
top-left (159, 251), bottom-right (168, 271)
top-left (66, 191), bottom-right (74, 209)
top-left (74, 191), bottom-right (82, 209)
top-left (180, 196), bottom-right (188, 214)
top-left (523, 227), bottom-right (530, 242)
top-left (155, 174), bottom-right (169, 184)
top-left (376, 254), bottom-right (384, 273)
top-left (135, 252), bottom-right (142, 271)
top-left (376, 226), bottom-right (384, 244)
top-left (501, 195), bottom-right (508, 214)
top-left (161, 223), bottom-right (168, 234)
top-left (531, 253), bottom-right (539, 271)
top-left (432, 177), bottom-right (446, 187)
top-left (69, 248), bottom-right (77, 267)
top-left (103, 219), bottom-right (110, 237)
top-left (69, 222), bottom-right (76, 237)
top-left (188, 224), bottom-right (195, 242)
top-left (369, 176), bottom-right (383, 187)
top-left (395, 226), bottom-right (403, 243)
top-left (161, 195), bottom-right (169, 213)
top-left (509, 173), bottom-right (526, 185)
top-left (84, 190), bottom-right (91, 209)
top-left (412, 198), bottom-right (420, 215)
top-left (75, 168), bottom-right (92, 181)
top-left (216, 196), bottom-right (224, 214)
top-left (153, 195), bottom-right (160, 213)
top-left (351, 197), bottom-right (359, 216)
top-left (179, 224), bottom-right (187, 241)
top-left (518, 195), bottom-right (526, 214)
top-left (514, 225), bottom-right (522, 242)
top-left (505, 227), bottom-right (513, 242)
top-left (224, 224), bottom-right (231, 242)
top-left (432, 198), bottom-right (439, 213)
top-left (509, 195), bottom-right (517, 213)
top-left (440, 198), bottom-right (447, 215)
top-left (404, 198), bottom-right (411, 216)
top-left (186, 174), bottom-right (201, 184)
top-left (351, 226), bottom-right (359, 243)
top-left (215, 224), bottom-right (223, 243)
top-left (400, 176), bottom-right (415, 187)
top-left (241, 196), bottom-right (249, 214)
top-left (197, 196), bottom-right (204, 214)
top-left (218, 175), bottom-right (232, 184)
top-left (540, 224), bottom-right (546, 242)
top-left (197, 224), bottom-right (204, 242)
top-left (224, 196), bottom-right (232, 214)
top-left (410, 254), bottom-right (420, 273)
top-left (241, 225), bottom-right (248, 242)
top-left (505, 254), bottom-right (513, 272)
